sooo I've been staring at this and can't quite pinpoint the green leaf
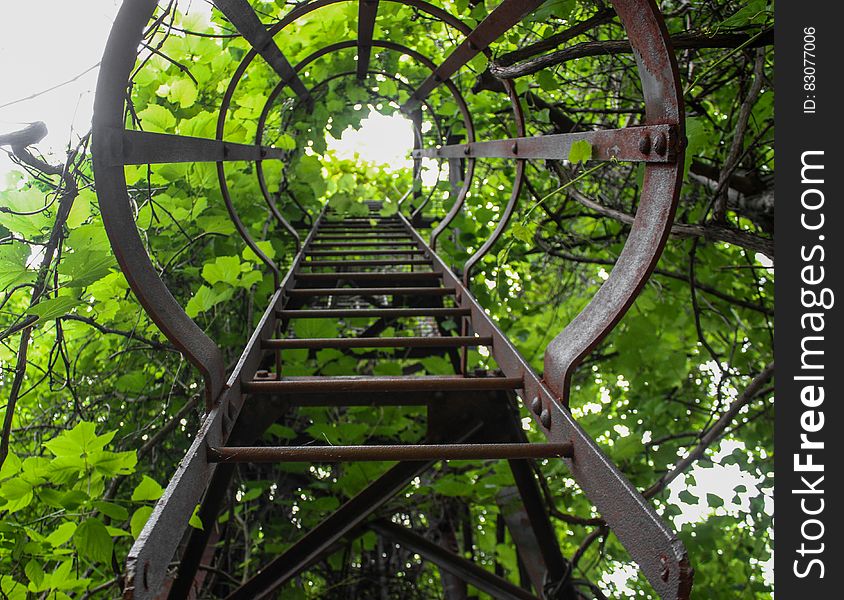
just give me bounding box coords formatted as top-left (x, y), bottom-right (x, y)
top-left (130, 506), bottom-right (153, 539)
top-left (0, 478), bottom-right (33, 513)
top-left (706, 493), bottom-right (725, 509)
top-left (276, 134), bottom-right (296, 151)
top-left (0, 243), bottom-right (35, 290)
top-left (568, 139), bottom-right (592, 165)
top-left (511, 222), bottom-right (534, 244)
top-left (189, 504), bottom-right (204, 530)
top-left (185, 285), bottom-right (229, 318)
top-left (168, 78), bottom-right (198, 108)
top-left (0, 188), bottom-right (52, 238)
top-left (26, 296), bottom-right (82, 322)
top-left (45, 522), bottom-right (77, 547)
top-left (0, 451), bottom-right (22, 480)
top-left (137, 104), bottom-right (176, 133)
top-left (24, 559), bottom-right (45, 591)
top-left (678, 490), bottom-right (698, 505)
top-left (59, 249), bottom-right (115, 288)
top-left (294, 318), bottom-right (338, 339)
top-left (201, 255), bottom-right (242, 286)
top-left (73, 518), bottom-right (114, 563)
top-left (43, 422), bottom-right (115, 458)
top-left (536, 70), bottom-right (556, 91)
top-left (94, 500), bottom-right (130, 521)
top-left (132, 475), bottom-right (164, 502)
top-left (719, 0), bottom-right (769, 28)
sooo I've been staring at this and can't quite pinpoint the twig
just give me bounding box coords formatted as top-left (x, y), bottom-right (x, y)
top-left (712, 48), bottom-right (767, 222)
top-left (0, 128), bottom-right (83, 470)
top-left (0, 64), bottom-right (100, 111)
top-left (643, 361), bottom-right (774, 499)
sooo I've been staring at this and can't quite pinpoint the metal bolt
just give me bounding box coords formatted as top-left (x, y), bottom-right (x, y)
top-left (660, 555), bottom-right (670, 582)
top-left (511, 141), bottom-right (519, 155)
top-left (540, 408), bottom-right (552, 429)
top-left (260, 147), bottom-right (268, 158)
top-left (638, 133), bottom-right (652, 154)
top-left (463, 145), bottom-right (471, 156)
top-left (653, 132), bottom-right (667, 156)
top-left (530, 396), bottom-right (542, 415)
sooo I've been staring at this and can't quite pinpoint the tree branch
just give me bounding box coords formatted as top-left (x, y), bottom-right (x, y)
top-left (490, 27), bottom-right (774, 80)
top-left (643, 361), bottom-right (774, 499)
top-left (0, 129), bottom-right (81, 470)
top-left (569, 188), bottom-right (774, 259)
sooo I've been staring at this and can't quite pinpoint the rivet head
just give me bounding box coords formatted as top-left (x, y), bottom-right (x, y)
top-left (530, 396), bottom-right (542, 415)
top-left (463, 145), bottom-right (471, 155)
top-left (511, 141), bottom-right (519, 155)
top-left (638, 133), bottom-right (652, 154)
top-left (660, 555), bottom-right (670, 582)
top-left (653, 132), bottom-right (667, 156)
top-left (540, 408), bottom-right (552, 429)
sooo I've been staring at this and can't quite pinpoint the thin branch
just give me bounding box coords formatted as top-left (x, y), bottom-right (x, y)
top-left (569, 188), bottom-right (774, 259)
top-left (643, 361), bottom-right (774, 499)
top-left (490, 27), bottom-right (774, 80)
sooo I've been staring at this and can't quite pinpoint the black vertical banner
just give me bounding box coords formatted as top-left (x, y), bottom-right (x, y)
top-left (775, 2), bottom-right (840, 596)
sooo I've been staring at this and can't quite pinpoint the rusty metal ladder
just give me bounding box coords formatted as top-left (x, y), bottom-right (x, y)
top-left (91, 1), bottom-right (693, 598)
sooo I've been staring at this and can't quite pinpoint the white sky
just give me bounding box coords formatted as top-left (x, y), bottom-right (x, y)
top-left (0, 0), bottom-right (123, 180)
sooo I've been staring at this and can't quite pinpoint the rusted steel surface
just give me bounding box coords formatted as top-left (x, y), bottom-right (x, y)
top-left (309, 241), bottom-right (418, 247)
top-left (207, 442), bottom-right (573, 463)
top-left (92, 0), bottom-right (226, 410)
top-left (302, 258), bottom-right (430, 267)
top-left (294, 270), bottom-right (440, 282)
top-left (226, 400), bottom-right (489, 600)
top-left (371, 520), bottom-right (538, 600)
top-left (211, 0), bottom-right (311, 102)
top-left (399, 211), bottom-right (691, 597)
top-left (278, 307), bottom-right (470, 318)
top-left (357, 0), bottom-right (379, 79)
top-left (263, 335), bottom-right (491, 349)
top-left (287, 285), bottom-right (449, 296)
top-left (413, 123), bottom-right (680, 163)
top-left (462, 77), bottom-right (525, 285)
top-left (99, 129), bottom-right (286, 165)
top-left (243, 375), bottom-right (523, 394)
top-left (403, 0), bottom-right (546, 110)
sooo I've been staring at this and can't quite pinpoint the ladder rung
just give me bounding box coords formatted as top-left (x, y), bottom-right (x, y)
top-left (316, 235), bottom-right (411, 240)
top-left (288, 287), bottom-right (454, 297)
top-left (207, 442), bottom-right (573, 463)
top-left (278, 307), bottom-right (470, 319)
top-left (295, 272), bottom-right (441, 282)
top-left (302, 259), bottom-right (430, 267)
top-left (319, 227), bottom-right (407, 232)
top-left (306, 249), bottom-right (425, 257)
top-left (263, 335), bottom-right (492, 349)
top-left (243, 375), bottom-right (523, 393)
top-left (310, 241), bottom-right (416, 248)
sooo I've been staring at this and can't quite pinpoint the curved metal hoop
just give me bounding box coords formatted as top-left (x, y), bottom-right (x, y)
top-left (542, 0), bottom-right (685, 407)
top-left (92, 0), bottom-right (226, 407)
top-left (461, 77), bottom-right (525, 286)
